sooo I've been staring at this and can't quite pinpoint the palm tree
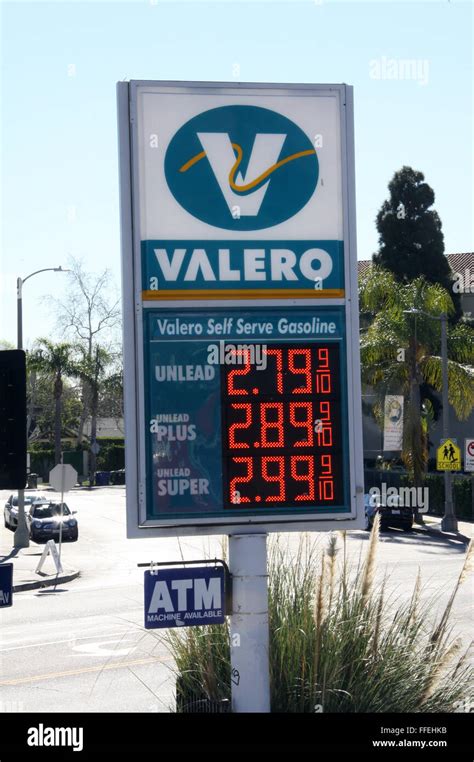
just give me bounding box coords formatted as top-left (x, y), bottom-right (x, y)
top-left (359, 268), bottom-right (474, 491)
top-left (76, 344), bottom-right (113, 484)
top-left (29, 339), bottom-right (80, 465)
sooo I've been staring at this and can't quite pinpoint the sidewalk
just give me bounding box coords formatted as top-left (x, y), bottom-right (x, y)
top-left (0, 531), bottom-right (80, 592)
top-left (418, 516), bottom-right (473, 544)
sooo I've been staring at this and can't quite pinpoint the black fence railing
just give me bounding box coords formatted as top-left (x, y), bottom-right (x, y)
top-left (176, 691), bottom-right (231, 714)
top-left (364, 468), bottom-right (473, 519)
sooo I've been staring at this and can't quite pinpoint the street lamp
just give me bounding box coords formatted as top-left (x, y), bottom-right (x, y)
top-left (14, 266), bottom-right (70, 548)
top-left (403, 308), bottom-right (458, 533)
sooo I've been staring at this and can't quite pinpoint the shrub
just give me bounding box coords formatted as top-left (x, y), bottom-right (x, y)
top-left (167, 519), bottom-right (473, 712)
top-left (454, 478), bottom-right (473, 520)
top-left (171, 625), bottom-right (231, 711)
top-left (424, 473), bottom-right (445, 514)
top-left (96, 441), bottom-right (125, 471)
top-left (424, 473), bottom-right (473, 520)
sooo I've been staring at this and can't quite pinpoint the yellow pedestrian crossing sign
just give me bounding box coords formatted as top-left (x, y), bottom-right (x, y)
top-left (436, 438), bottom-right (461, 471)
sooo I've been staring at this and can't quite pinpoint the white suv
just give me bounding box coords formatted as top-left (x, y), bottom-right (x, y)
top-left (4, 493), bottom-right (49, 530)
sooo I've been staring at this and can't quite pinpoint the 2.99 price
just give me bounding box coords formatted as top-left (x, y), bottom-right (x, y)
top-left (229, 454), bottom-right (335, 505)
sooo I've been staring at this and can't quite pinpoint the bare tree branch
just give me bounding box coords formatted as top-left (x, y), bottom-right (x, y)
top-left (43, 256), bottom-right (122, 353)
top-left (42, 256), bottom-right (123, 447)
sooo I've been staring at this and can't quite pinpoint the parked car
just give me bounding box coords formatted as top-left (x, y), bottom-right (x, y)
top-left (110, 469), bottom-right (125, 485)
top-left (4, 493), bottom-right (49, 530)
top-left (26, 502), bottom-right (79, 543)
top-left (364, 492), bottom-right (380, 530)
top-left (364, 492), bottom-right (414, 532)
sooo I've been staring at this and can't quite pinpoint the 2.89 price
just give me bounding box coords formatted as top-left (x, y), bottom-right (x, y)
top-left (229, 400), bottom-right (333, 449)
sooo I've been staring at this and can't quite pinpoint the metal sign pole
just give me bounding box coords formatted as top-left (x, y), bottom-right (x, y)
top-left (58, 454), bottom-right (65, 565)
top-left (14, 277), bottom-right (29, 549)
top-left (440, 314), bottom-right (457, 532)
top-left (229, 533), bottom-right (270, 712)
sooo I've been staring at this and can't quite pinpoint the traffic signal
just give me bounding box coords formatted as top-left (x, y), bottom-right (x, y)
top-left (0, 350), bottom-right (27, 489)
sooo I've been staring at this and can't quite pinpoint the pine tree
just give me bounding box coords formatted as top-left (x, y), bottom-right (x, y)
top-left (373, 166), bottom-right (461, 317)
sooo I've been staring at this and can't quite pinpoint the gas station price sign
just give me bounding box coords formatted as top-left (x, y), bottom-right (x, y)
top-left (140, 307), bottom-right (352, 529)
top-left (118, 80), bottom-right (364, 536)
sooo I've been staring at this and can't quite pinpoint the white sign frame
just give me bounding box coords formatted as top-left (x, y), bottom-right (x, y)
top-left (117, 80), bottom-right (364, 537)
top-left (35, 540), bottom-right (64, 575)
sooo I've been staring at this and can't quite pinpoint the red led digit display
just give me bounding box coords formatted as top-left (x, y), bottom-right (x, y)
top-left (221, 343), bottom-right (344, 508)
top-left (261, 403), bottom-right (285, 447)
top-left (261, 456), bottom-right (286, 502)
top-left (227, 350), bottom-right (251, 395)
top-left (228, 403), bottom-right (252, 448)
top-left (288, 349), bottom-right (312, 393)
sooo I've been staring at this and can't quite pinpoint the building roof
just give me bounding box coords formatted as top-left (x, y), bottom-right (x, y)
top-left (358, 253), bottom-right (473, 292)
top-left (84, 417), bottom-right (124, 438)
top-left (357, 259), bottom-right (373, 279)
top-left (448, 252), bottom-right (474, 277)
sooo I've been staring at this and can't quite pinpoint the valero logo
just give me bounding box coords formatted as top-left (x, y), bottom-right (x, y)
top-left (165, 105), bottom-right (319, 231)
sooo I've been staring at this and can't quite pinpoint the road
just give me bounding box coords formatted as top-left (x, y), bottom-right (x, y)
top-left (0, 486), bottom-right (472, 713)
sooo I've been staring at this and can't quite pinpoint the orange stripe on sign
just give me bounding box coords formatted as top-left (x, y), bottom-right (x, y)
top-left (142, 289), bottom-right (345, 301)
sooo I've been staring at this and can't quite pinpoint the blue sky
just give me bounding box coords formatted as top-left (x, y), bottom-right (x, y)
top-left (1, 0), bottom-right (472, 346)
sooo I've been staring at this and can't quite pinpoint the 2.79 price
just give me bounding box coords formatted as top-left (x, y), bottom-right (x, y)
top-left (227, 347), bottom-right (333, 396)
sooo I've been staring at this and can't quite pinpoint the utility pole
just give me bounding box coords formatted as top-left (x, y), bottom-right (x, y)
top-left (14, 267), bottom-right (69, 548)
top-left (14, 277), bottom-right (29, 548)
top-left (440, 313), bottom-right (457, 532)
top-left (404, 309), bottom-right (458, 533)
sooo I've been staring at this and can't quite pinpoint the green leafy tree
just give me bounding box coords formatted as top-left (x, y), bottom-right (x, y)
top-left (29, 339), bottom-right (80, 464)
top-left (76, 345), bottom-right (114, 483)
top-left (98, 368), bottom-right (124, 432)
top-left (29, 375), bottom-right (82, 443)
top-left (373, 166), bottom-right (461, 317)
top-left (360, 268), bottom-right (474, 492)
